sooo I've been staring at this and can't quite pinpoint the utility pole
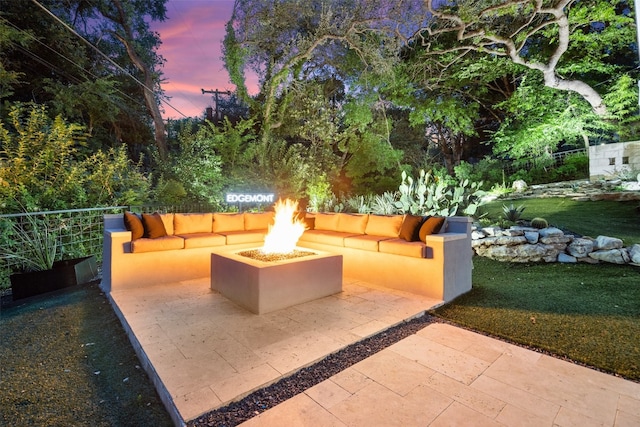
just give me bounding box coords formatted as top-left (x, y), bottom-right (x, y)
top-left (201, 89), bottom-right (231, 122)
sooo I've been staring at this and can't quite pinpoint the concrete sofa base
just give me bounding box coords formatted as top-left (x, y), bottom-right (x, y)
top-left (102, 214), bottom-right (472, 303)
top-left (297, 232), bottom-right (471, 301)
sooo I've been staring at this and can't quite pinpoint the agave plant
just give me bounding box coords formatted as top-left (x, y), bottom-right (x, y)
top-left (502, 203), bottom-right (526, 223)
top-left (0, 215), bottom-right (60, 272)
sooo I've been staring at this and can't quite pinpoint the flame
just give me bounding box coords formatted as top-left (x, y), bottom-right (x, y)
top-left (262, 198), bottom-right (307, 254)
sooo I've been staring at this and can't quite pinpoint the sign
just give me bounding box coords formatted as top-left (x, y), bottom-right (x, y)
top-left (225, 193), bottom-right (275, 203)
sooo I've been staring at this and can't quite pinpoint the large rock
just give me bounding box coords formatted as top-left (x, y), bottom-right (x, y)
top-left (539, 227), bottom-right (564, 238)
top-left (629, 244), bottom-right (640, 264)
top-left (594, 235), bottom-right (623, 250)
top-left (558, 253), bottom-right (577, 263)
top-left (476, 243), bottom-right (560, 263)
top-left (512, 180), bottom-right (528, 192)
top-left (566, 238), bottom-right (594, 258)
top-left (539, 235), bottom-right (572, 245)
top-left (474, 235), bottom-right (528, 247)
top-left (482, 226), bottom-right (502, 237)
top-left (524, 231), bottom-right (539, 244)
top-left (589, 249), bottom-right (630, 264)
top-left (471, 230), bottom-right (486, 240)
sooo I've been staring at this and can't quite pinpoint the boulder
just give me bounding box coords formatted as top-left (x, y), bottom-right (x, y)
top-left (482, 226), bottom-right (502, 237)
top-left (475, 235), bottom-right (528, 247)
top-left (629, 244), bottom-right (640, 264)
top-left (512, 180), bottom-right (528, 192)
top-left (504, 228), bottom-right (525, 237)
top-left (471, 230), bottom-right (486, 240)
top-left (524, 231), bottom-right (539, 244)
top-left (558, 253), bottom-right (577, 263)
top-left (566, 238), bottom-right (594, 258)
top-left (539, 227), bottom-right (564, 238)
top-left (539, 235), bottom-right (572, 245)
top-left (594, 235), bottom-right (623, 250)
top-left (577, 256), bottom-right (600, 264)
top-left (589, 249), bottom-right (630, 264)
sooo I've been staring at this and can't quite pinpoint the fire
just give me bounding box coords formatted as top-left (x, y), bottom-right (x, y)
top-left (262, 198), bottom-right (307, 254)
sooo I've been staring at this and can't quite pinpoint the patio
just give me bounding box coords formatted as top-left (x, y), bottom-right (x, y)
top-left (107, 277), bottom-right (640, 427)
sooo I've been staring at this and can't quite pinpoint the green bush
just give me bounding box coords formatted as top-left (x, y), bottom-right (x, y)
top-left (0, 104), bottom-right (150, 212)
top-left (555, 152), bottom-right (589, 180)
top-left (395, 170), bottom-right (484, 216)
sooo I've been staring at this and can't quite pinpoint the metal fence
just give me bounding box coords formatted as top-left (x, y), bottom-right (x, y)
top-left (502, 148), bottom-right (587, 175)
top-left (0, 206), bottom-right (126, 289)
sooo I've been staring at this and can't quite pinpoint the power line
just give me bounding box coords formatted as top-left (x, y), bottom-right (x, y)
top-left (1, 16), bottom-right (148, 111)
top-left (29, 0), bottom-right (188, 118)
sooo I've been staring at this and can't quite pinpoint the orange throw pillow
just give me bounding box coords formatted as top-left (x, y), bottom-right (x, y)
top-left (399, 214), bottom-right (424, 242)
top-left (123, 212), bottom-right (144, 240)
top-left (142, 212), bottom-right (168, 239)
top-left (419, 216), bottom-right (445, 242)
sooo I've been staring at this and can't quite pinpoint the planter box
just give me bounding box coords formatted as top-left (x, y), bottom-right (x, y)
top-left (10, 256), bottom-right (98, 300)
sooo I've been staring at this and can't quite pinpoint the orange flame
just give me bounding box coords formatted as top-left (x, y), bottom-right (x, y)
top-left (262, 199), bottom-right (307, 254)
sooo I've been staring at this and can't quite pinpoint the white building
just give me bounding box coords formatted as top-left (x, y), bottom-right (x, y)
top-left (589, 141), bottom-right (640, 181)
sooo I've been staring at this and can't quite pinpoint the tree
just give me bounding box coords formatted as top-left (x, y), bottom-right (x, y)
top-left (414, 0), bottom-right (636, 117)
top-left (224, 0), bottom-right (421, 143)
top-left (0, 0), bottom-right (168, 157)
top-left (89, 0), bottom-right (169, 159)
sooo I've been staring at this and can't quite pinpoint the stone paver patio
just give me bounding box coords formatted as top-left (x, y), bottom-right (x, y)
top-left (107, 277), bottom-right (640, 427)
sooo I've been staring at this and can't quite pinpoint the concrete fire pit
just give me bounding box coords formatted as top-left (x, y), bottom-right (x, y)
top-left (211, 249), bottom-right (343, 314)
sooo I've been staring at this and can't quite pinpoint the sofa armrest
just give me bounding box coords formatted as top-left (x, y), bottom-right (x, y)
top-left (106, 229), bottom-right (133, 253)
top-left (444, 216), bottom-right (472, 234)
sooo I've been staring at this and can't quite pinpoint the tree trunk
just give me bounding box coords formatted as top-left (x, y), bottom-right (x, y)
top-left (109, 0), bottom-right (168, 160)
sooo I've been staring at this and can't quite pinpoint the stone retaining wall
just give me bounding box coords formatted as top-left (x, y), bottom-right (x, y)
top-left (472, 225), bottom-right (640, 266)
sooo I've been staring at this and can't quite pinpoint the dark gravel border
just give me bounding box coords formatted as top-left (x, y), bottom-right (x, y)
top-left (188, 313), bottom-right (436, 427)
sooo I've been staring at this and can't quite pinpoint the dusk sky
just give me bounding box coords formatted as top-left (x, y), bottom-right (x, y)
top-left (151, 0), bottom-right (258, 119)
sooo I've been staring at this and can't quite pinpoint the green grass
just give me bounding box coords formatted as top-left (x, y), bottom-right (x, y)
top-left (479, 198), bottom-right (639, 245)
top-left (0, 284), bottom-right (173, 426)
top-left (432, 197), bottom-right (640, 381)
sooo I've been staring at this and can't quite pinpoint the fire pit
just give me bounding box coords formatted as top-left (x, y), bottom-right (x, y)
top-left (210, 199), bottom-right (343, 314)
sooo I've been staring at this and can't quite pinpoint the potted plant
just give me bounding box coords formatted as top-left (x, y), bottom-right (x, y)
top-left (1, 214), bottom-right (97, 300)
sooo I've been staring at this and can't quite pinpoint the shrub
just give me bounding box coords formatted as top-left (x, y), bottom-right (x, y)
top-left (395, 170), bottom-right (484, 216)
top-left (0, 104), bottom-right (150, 211)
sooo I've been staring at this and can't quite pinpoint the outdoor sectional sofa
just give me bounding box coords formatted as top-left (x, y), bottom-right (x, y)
top-left (102, 211), bottom-right (473, 302)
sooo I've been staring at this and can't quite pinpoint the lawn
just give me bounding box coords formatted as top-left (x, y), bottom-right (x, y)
top-left (479, 197), bottom-right (639, 245)
top-left (431, 257), bottom-right (640, 380)
top-left (0, 284), bottom-right (173, 426)
top-left (432, 197), bottom-right (640, 381)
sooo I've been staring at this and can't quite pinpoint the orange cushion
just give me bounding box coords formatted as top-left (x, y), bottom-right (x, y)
top-left (399, 214), bottom-right (424, 242)
top-left (365, 215), bottom-right (404, 237)
top-left (314, 213), bottom-right (339, 231)
top-left (244, 212), bottom-right (274, 230)
top-left (123, 212), bottom-right (143, 240)
top-left (419, 216), bottom-right (445, 242)
top-left (141, 212), bottom-right (167, 239)
top-left (131, 235), bottom-right (184, 253)
top-left (158, 213), bottom-right (174, 235)
top-left (336, 213), bottom-right (368, 234)
top-left (213, 213), bottom-right (245, 232)
top-left (174, 213), bottom-right (213, 234)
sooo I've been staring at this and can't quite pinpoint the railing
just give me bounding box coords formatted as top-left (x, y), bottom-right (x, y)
top-left (0, 202), bottom-right (274, 290)
top-left (0, 206), bottom-right (127, 290)
top-left (502, 148), bottom-right (587, 175)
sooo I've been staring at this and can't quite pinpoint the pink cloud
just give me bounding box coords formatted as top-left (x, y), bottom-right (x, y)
top-left (152, 0), bottom-right (257, 119)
